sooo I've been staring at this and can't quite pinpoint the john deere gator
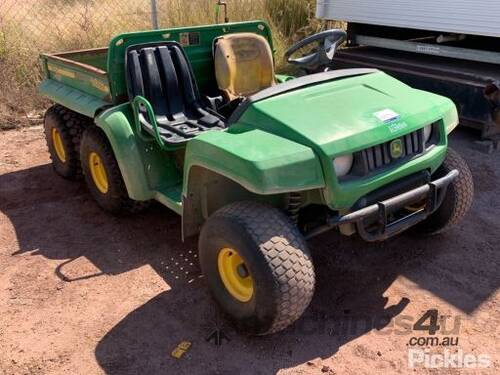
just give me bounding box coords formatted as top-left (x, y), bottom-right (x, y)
top-left (39, 19), bottom-right (473, 335)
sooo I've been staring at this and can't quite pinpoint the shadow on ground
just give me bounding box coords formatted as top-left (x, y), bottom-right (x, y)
top-left (1, 129), bottom-right (498, 374)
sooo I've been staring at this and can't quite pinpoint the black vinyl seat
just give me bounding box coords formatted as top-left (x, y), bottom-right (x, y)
top-left (126, 42), bottom-right (226, 145)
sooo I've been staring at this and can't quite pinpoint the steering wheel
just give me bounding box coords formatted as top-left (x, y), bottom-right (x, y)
top-left (285, 29), bottom-right (347, 71)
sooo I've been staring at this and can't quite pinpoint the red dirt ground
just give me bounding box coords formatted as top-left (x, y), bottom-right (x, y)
top-left (0, 126), bottom-right (498, 374)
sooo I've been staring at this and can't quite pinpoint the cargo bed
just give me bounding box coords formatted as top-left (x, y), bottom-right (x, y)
top-left (40, 48), bottom-right (111, 117)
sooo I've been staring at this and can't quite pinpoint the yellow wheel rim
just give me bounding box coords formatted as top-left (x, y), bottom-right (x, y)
top-left (89, 152), bottom-right (109, 194)
top-left (51, 128), bottom-right (66, 163)
top-left (217, 248), bottom-right (254, 302)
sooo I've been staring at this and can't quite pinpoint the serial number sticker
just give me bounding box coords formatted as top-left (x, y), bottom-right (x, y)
top-left (374, 109), bottom-right (400, 123)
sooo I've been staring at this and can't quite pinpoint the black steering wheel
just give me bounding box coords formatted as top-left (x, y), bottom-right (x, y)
top-left (285, 29), bottom-right (347, 71)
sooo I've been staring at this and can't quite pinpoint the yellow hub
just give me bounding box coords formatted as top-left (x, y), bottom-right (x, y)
top-left (217, 248), bottom-right (254, 302)
top-left (51, 128), bottom-right (66, 163)
top-left (89, 152), bottom-right (109, 194)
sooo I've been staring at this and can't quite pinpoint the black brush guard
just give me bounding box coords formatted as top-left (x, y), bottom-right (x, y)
top-left (305, 169), bottom-right (458, 242)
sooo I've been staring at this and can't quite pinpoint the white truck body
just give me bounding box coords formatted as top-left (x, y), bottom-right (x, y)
top-left (316, 0), bottom-right (500, 38)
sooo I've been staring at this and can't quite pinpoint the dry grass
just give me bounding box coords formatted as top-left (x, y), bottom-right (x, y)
top-left (0, 0), bottom-right (330, 127)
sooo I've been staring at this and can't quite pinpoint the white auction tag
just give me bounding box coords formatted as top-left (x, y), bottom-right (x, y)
top-left (374, 109), bottom-right (400, 123)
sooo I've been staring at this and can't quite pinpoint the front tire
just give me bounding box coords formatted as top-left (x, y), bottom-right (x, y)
top-left (199, 201), bottom-right (315, 335)
top-left (80, 126), bottom-right (149, 214)
top-left (414, 147), bottom-right (474, 235)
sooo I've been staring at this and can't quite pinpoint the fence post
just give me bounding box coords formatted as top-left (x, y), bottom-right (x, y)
top-left (151, 0), bottom-right (159, 29)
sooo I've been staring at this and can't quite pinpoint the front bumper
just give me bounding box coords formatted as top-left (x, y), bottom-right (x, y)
top-left (305, 169), bottom-right (458, 241)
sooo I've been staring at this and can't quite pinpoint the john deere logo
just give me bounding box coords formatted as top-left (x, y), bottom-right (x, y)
top-left (390, 139), bottom-right (403, 158)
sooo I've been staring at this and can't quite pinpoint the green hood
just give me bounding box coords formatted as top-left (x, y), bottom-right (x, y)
top-left (233, 71), bottom-right (455, 157)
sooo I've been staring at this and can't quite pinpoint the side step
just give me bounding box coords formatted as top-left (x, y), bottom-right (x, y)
top-left (154, 184), bottom-right (183, 214)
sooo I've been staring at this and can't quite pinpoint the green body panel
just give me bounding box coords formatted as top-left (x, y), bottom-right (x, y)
top-left (183, 129), bottom-right (325, 196)
top-left (38, 79), bottom-right (110, 118)
top-left (93, 111), bottom-right (319, 215)
top-left (107, 21), bottom-right (273, 102)
top-left (94, 104), bottom-right (323, 214)
top-left (94, 104), bottom-right (182, 211)
top-left (235, 71), bottom-right (456, 209)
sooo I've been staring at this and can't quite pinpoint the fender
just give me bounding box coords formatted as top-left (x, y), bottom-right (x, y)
top-left (183, 128), bottom-right (325, 197)
top-left (181, 128), bottom-right (325, 238)
top-left (95, 104), bottom-right (179, 201)
top-left (94, 104), bottom-right (152, 200)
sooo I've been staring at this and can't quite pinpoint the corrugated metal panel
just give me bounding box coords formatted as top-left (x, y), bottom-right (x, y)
top-left (316, 0), bottom-right (500, 38)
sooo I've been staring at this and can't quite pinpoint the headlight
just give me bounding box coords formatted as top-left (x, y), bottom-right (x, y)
top-left (444, 106), bottom-right (459, 134)
top-left (423, 124), bottom-right (433, 143)
top-left (333, 154), bottom-right (353, 177)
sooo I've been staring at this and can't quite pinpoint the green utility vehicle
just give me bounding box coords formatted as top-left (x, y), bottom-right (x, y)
top-left (39, 20), bottom-right (473, 335)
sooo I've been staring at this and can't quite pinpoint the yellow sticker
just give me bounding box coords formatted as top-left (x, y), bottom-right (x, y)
top-left (90, 78), bottom-right (109, 94)
top-left (171, 341), bottom-right (192, 359)
top-left (48, 64), bottom-right (76, 79)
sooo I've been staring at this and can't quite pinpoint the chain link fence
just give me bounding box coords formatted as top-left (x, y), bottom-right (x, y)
top-left (0, 0), bottom-right (321, 126)
top-left (0, 0), bottom-right (257, 52)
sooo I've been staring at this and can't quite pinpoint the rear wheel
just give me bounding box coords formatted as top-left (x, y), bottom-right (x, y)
top-left (43, 105), bottom-right (88, 179)
top-left (414, 147), bottom-right (474, 235)
top-left (199, 201), bottom-right (315, 335)
top-left (80, 126), bottom-right (149, 214)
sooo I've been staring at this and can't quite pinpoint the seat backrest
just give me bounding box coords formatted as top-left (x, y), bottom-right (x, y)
top-left (126, 42), bottom-right (203, 121)
top-left (214, 33), bottom-right (275, 100)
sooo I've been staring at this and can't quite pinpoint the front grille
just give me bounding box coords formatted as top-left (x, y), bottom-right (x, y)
top-left (352, 129), bottom-right (425, 176)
